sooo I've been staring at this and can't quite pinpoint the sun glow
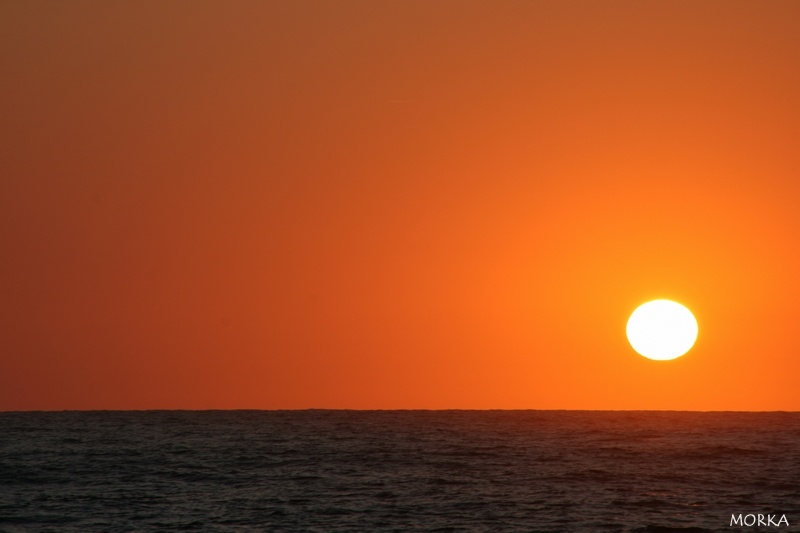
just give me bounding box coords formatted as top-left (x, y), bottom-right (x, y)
top-left (626, 300), bottom-right (698, 361)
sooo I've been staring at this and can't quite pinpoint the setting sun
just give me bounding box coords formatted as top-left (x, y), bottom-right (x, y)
top-left (626, 300), bottom-right (698, 361)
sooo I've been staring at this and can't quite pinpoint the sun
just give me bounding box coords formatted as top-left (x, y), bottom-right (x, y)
top-left (626, 300), bottom-right (698, 361)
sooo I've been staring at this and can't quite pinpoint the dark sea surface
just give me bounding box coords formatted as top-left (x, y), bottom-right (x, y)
top-left (1, 410), bottom-right (799, 532)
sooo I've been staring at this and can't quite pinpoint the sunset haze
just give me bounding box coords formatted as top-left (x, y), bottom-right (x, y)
top-left (3, 1), bottom-right (800, 411)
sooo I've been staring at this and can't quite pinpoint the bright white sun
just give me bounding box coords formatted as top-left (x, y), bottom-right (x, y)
top-left (626, 300), bottom-right (698, 360)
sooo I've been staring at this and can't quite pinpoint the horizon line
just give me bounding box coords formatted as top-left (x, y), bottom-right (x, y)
top-left (2, 408), bottom-right (799, 414)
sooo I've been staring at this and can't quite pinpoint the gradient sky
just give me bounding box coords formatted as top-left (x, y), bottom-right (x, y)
top-left (3, 1), bottom-right (800, 411)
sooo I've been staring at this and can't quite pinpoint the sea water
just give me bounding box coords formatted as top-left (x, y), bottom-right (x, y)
top-left (1, 410), bottom-right (799, 532)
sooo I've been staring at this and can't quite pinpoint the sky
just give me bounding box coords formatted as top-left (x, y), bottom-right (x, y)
top-left (3, 1), bottom-right (800, 411)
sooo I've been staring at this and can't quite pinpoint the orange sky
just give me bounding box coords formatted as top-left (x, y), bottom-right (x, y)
top-left (3, 1), bottom-right (800, 411)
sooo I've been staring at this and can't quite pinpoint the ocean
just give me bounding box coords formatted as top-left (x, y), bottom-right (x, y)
top-left (1, 410), bottom-right (798, 532)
